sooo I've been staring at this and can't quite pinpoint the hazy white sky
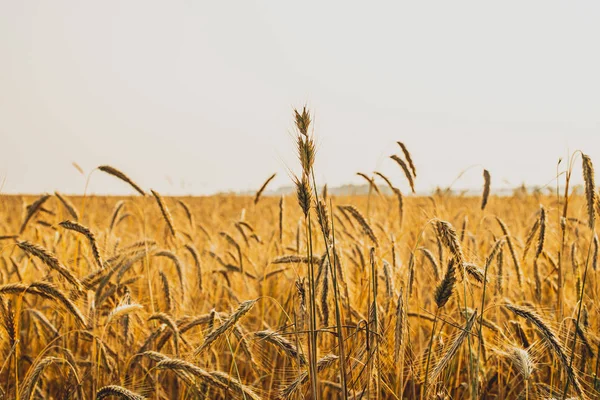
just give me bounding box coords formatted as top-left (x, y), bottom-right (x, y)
top-left (1, 1), bottom-right (599, 195)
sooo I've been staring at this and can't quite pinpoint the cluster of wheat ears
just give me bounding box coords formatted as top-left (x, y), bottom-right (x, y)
top-left (0, 109), bottom-right (599, 399)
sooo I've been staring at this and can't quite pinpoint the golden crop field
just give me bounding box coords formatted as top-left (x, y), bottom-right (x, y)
top-left (1, 110), bottom-right (598, 400)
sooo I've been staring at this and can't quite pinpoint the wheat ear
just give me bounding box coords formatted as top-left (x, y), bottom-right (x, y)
top-left (96, 385), bottom-right (145, 400)
top-left (254, 173), bottom-right (277, 204)
top-left (59, 220), bottom-right (103, 269)
top-left (98, 165), bottom-right (146, 196)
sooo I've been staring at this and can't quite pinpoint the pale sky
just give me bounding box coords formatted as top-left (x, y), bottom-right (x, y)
top-left (1, 1), bottom-right (599, 195)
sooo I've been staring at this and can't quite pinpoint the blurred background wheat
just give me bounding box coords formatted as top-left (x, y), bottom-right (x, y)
top-left (0, 108), bottom-right (598, 399)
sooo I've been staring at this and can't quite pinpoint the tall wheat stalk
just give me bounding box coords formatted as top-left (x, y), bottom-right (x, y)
top-left (562, 153), bottom-right (596, 399)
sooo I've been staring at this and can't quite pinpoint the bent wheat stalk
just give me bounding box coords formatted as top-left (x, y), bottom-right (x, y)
top-left (193, 299), bottom-right (257, 356)
top-left (98, 165), bottom-right (146, 196)
top-left (59, 220), bottom-right (103, 269)
top-left (96, 385), bottom-right (145, 400)
top-left (17, 241), bottom-right (82, 290)
top-left (254, 173), bottom-right (277, 205)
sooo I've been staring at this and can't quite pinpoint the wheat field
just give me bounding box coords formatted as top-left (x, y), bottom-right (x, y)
top-left (0, 110), bottom-right (598, 400)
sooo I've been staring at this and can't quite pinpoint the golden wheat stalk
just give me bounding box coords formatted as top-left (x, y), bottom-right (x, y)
top-left (17, 241), bottom-right (83, 290)
top-left (148, 312), bottom-right (180, 356)
top-left (434, 258), bottom-right (457, 308)
top-left (390, 154), bottom-right (415, 193)
top-left (272, 255), bottom-right (320, 264)
top-left (20, 194), bottom-right (51, 233)
top-left (0, 303), bottom-right (16, 352)
top-left (356, 172), bottom-right (382, 196)
top-left (396, 142), bottom-right (417, 177)
top-left (495, 217), bottom-right (523, 287)
top-left (506, 346), bottom-right (535, 382)
top-left (593, 234), bottom-right (599, 271)
top-left (109, 201), bottom-right (126, 233)
top-left (315, 199), bottom-right (331, 240)
top-left (156, 358), bottom-right (227, 390)
top-left (21, 357), bottom-right (62, 400)
top-left (254, 173), bottom-right (277, 204)
top-left (433, 219), bottom-right (464, 264)
top-left (535, 205), bottom-right (546, 260)
top-left (177, 199), bottom-right (195, 228)
top-left (522, 218), bottom-right (540, 260)
top-left (463, 262), bottom-right (487, 283)
top-left (98, 165), bottom-right (146, 196)
top-left (254, 329), bottom-right (307, 365)
top-left (294, 107), bottom-right (311, 136)
top-left (154, 250), bottom-right (184, 297)
top-left (481, 169), bottom-right (491, 210)
top-left (184, 243), bottom-right (203, 291)
top-left (54, 191), bottom-right (80, 221)
top-left (505, 303), bottom-right (583, 396)
top-left (193, 298), bottom-right (257, 356)
top-left (429, 311), bottom-right (477, 384)
top-left (582, 154), bottom-right (596, 229)
top-left (0, 282), bottom-right (86, 326)
top-left (158, 271), bottom-right (173, 312)
top-left (340, 205), bottom-right (378, 246)
top-left (59, 220), bottom-right (103, 269)
top-left (280, 354), bottom-right (339, 399)
top-left (374, 172), bottom-right (406, 228)
top-left (394, 288), bottom-right (404, 361)
top-left (293, 174), bottom-right (312, 217)
top-left (151, 190), bottom-right (177, 238)
top-left (96, 385), bottom-right (145, 400)
top-left (211, 370), bottom-right (263, 400)
top-left (106, 302), bottom-right (143, 326)
top-left (510, 320), bottom-right (530, 348)
top-left (418, 247), bottom-right (440, 281)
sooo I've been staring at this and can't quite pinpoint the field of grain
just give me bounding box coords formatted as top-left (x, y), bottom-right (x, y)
top-left (0, 110), bottom-right (598, 400)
